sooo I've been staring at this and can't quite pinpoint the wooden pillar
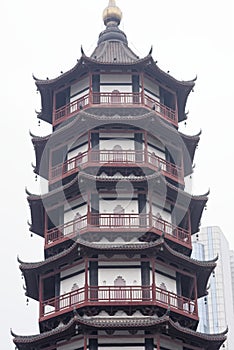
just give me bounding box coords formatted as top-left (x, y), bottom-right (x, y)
top-left (134, 132), bottom-right (143, 162)
top-left (89, 256), bottom-right (98, 301)
top-left (141, 257), bottom-right (150, 300)
top-left (151, 258), bottom-right (156, 301)
top-left (141, 72), bottom-right (144, 105)
top-left (138, 193), bottom-right (146, 226)
top-left (85, 257), bottom-right (89, 302)
top-left (145, 333), bottom-right (154, 350)
top-left (89, 337), bottom-right (98, 350)
top-left (39, 276), bottom-right (43, 317)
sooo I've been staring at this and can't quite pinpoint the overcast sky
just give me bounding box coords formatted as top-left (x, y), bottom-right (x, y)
top-left (1, 0), bottom-right (234, 348)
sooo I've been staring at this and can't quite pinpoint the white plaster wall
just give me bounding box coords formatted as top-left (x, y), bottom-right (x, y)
top-left (99, 138), bottom-right (135, 151)
top-left (100, 85), bottom-right (132, 93)
top-left (100, 132), bottom-right (134, 138)
top-left (98, 339), bottom-right (144, 345)
top-left (99, 198), bottom-right (138, 214)
top-left (64, 202), bottom-right (87, 224)
top-left (98, 267), bottom-right (141, 286)
top-left (70, 76), bottom-right (89, 101)
top-left (60, 271), bottom-right (85, 295)
top-left (151, 203), bottom-right (171, 224)
top-left (67, 143), bottom-right (88, 160)
top-left (100, 74), bottom-right (132, 84)
top-left (155, 264), bottom-right (176, 294)
top-left (147, 144), bottom-right (165, 160)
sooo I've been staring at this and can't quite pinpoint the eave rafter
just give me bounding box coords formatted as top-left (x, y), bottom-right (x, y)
top-left (19, 237), bottom-right (216, 301)
top-left (12, 313), bottom-right (227, 349)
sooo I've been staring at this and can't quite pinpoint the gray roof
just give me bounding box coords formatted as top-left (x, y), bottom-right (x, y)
top-left (91, 38), bottom-right (140, 64)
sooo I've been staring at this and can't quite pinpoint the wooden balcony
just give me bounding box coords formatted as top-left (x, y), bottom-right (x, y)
top-left (53, 92), bottom-right (177, 126)
top-left (45, 213), bottom-right (191, 248)
top-left (40, 285), bottom-right (197, 320)
top-left (50, 150), bottom-right (183, 184)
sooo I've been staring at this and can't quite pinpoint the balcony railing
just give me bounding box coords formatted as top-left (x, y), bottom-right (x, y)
top-left (45, 213), bottom-right (191, 247)
top-left (40, 285), bottom-right (197, 319)
top-left (50, 150), bottom-right (183, 183)
top-left (53, 92), bottom-right (177, 126)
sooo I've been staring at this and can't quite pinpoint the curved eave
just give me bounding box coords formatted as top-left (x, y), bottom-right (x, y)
top-left (35, 53), bottom-right (195, 124)
top-left (20, 237), bottom-right (216, 301)
top-left (180, 130), bottom-right (201, 176)
top-left (164, 179), bottom-right (209, 235)
top-left (145, 60), bottom-right (195, 123)
top-left (190, 193), bottom-right (209, 234)
top-left (31, 133), bottom-right (50, 179)
top-left (27, 192), bottom-right (44, 237)
top-left (27, 170), bottom-right (209, 238)
top-left (12, 314), bottom-right (227, 349)
top-left (19, 242), bottom-right (78, 300)
top-left (35, 57), bottom-right (88, 124)
top-left (31, 109), bottom-right (200, 181)
top-left (31, 120), bottom-right (200, 180)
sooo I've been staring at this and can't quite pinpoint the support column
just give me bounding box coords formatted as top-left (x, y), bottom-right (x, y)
top-left (141, 258), bottom-right (150, 300)
top-left (89, 257), bottom-right (98, 300)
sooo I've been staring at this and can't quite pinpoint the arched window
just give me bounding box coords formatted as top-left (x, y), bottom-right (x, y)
top-left (113, 204), bottom-right (125, 227)
top-left (114, 276), bottom-right (126, 300)
top-left (73, 212), bottom-right (81, 234)
top-left (111, 89), bottom-right (121, 104)
top-left (159, 282), bottom-right (168, 304)
top-left (76, 151), bottom-right (83, 165)
top-left (71, 283), bottom-right (80, 305)
top-left (112, 144), bottom-right (123, 162)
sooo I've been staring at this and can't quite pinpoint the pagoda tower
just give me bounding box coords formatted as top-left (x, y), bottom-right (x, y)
top-left (12, 1), bottom-right (227, 349)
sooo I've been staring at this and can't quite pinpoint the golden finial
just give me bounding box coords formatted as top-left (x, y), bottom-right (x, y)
top-left (103, 0), bottom-right (122, 26)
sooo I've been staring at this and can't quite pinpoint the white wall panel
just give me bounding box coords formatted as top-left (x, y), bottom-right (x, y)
top-left (67, 143), bottom-right (88, 160)
top-left (100, 74), bottom-right (132, 83)
top-left (60, 272), bottom-right (85, 294)
top-left (99, 198), bottom-right (138, 214)
top-left (70, 77), bottom-right (89, 100)
top-left (99, 138), bottom-right (134, 150)
top-left (98, 267), bottom-right (141, 286)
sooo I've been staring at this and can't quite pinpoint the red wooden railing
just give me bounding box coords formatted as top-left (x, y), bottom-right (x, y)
top-left (53, 92), bottom-right (177, 126)
top-left (50, 150), bottom-right (182, 183)
top-left (40, 285), bottom-right (197, 318)
top-left (54, 93), bottom-right (90, 122)
top-left (45, 213), bottom-right (191, 246)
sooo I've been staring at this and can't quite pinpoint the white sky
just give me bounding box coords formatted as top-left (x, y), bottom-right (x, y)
top-left (1, 0), bottom-right (234, 348)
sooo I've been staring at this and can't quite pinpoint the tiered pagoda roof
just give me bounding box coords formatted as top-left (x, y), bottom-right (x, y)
top-left (31, 110), bottom-right (201, 180)
top-left (19, 238), bottom-right (216, 302)
top-left (12, 313), bottom-right (227, 350)
top-left (12, 1), bottom-right (227, 349)
top-left (34, 0), bottom-right (195, 125)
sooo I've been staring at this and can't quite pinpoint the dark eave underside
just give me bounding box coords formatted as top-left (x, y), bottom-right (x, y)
top-left (20, 237), bottom-right (216, 301)
top-left (32, 110), bottom-right (200, 180)
top-left (12, 314), bottom-right (227, 349)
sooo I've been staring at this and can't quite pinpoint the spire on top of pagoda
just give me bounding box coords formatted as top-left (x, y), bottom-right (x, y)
top-left (103, 0), bottom-right (122, 26)
top-left (96, 0), bottom-right (128, 46)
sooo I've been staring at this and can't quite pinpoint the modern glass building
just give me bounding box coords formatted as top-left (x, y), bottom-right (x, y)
top-left (192, 226), bottom-right (234, 349)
